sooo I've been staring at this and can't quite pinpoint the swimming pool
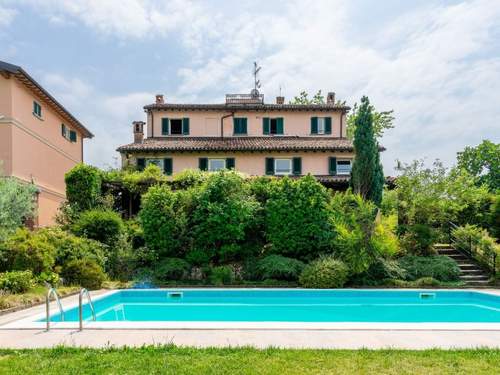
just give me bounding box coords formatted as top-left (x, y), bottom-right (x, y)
top-left (5, 289), bottom-right (500, 330)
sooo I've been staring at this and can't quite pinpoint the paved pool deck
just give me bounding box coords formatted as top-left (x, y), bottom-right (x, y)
top-left (0, 289), bottom-right (499, 350)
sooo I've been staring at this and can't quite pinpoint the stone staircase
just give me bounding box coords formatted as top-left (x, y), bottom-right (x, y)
top-left (435, 244), bottom-right (491, 286)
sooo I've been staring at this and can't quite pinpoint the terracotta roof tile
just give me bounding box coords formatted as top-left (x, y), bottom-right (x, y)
top-left (144, 103), bottom-right (350, 112)
top-left (117, 136), bottom-right (355, 153)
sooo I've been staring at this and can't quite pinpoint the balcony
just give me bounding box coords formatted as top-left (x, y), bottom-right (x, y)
top-left (225, 93), bottom-right (264, 105)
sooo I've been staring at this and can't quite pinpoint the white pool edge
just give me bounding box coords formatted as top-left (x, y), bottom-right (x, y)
top-left (2, 288), bottom-right (500, 331)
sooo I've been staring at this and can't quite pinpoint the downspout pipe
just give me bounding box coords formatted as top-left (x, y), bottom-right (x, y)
top-left (220, 112), bottom-right (235, 139)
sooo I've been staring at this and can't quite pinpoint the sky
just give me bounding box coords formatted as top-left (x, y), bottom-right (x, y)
top-left (1, 0), bottom-right (499, 173)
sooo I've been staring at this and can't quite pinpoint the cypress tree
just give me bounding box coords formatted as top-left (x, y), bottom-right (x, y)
top-left (350, 96), bottom-right (384, 205)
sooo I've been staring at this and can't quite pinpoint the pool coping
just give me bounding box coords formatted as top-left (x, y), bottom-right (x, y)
top-left (1, 288), bottom-right (500, 331)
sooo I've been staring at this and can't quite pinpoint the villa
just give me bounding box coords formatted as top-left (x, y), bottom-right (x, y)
top-left (0, 61), bottom-right (93, 226)
top-left (117, 91), bottom-right (355, 187)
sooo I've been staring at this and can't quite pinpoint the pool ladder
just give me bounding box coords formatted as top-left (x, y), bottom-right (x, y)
top-left (45, 287), bottom-right (96, 331)
top-left (46, 287), bottom-right (64, 331)
top-left (79, 288), bottom-right (96, 331)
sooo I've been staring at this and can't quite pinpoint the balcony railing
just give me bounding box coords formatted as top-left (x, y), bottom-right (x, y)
top-left (226, 93), bottom-right (264, 105)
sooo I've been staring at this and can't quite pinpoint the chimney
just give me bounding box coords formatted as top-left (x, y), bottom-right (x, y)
top-left (155, 94), bottom-right (164, 104)
top-left (327, 92), bottom-right (335, 105)
top-left (133, 121), bottom-right (145, 143)
top-left (276, 96), bottom-right (285, 105)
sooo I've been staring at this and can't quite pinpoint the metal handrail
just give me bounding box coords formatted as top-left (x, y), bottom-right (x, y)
top-left (46, 287), bottom-right (64, 331)
top-left (79, 288), bottom-right (96, 331)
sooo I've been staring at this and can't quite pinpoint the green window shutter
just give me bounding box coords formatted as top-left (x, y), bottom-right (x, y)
top-left (69, 130), bottom-right (77, 142)
top-left (293, 157), bottom-right (302, 175)
top-left (263, 117), bottom-right (270, 135)
top-left (61, 124), bottom-right (66, 137)
top-left (163, 158), bottom-right (173, 175)
top-left (182, 118), bottom-right (190, 135)
top-left (329, 157), bottom-right (337, 175)
top-left (311, 117), bottom-right (318, 134)
top-left (226, 157), bottom-right (235, 169)
top-left (137, 158), bottom-right (145, 171)
top-left (199, 157), bottom-right (208, 171)
top-left (161, 118), bottom-right (169, 135)
top-left (276, 117), bottom-right (284, 134)
top-left (233, 118), bottom-right (242, 134)
top-left (265, 157), bottom-right (275, 175)
top-left (240, 118), bottom-right (247, 134)
top-left (325, 117), bottom-right (332, 134)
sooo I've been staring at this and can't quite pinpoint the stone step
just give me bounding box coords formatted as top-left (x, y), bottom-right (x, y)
top-left (460, 269), bottom-right (485, 275)
top-left (465, 280), bottom-right (491, 286)
top-left (460, 275), bottom-right (490, 280)
top-left (437, 249), bottom-right (460, 255)
top-left (434, 244), bottom-right (453, 249)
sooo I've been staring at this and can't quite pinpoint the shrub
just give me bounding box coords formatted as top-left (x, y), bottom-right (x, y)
top-left (171, 169), bottom-right (209, 190)
top-left (124, 219), bottom-right (145, 249)
top-left (397, 255), bottom-right (461, 282)
top-left (352, 257), bottom-right (406, 286)
top-left (255, 255), bottom-right (305, 281)
top-left (61, 259), bottom-right (106, 290)
top-left (329, 191), bottom-right (382, 274)
top-left (37, 227), bottom-right (106, 269)
top-left (0, 176), bottom-right (37, 242)
top-left (490, 194), bottom-right (500, 239)
top-left (154, 258), bottom-right (190, 282)
top-left (208, 265), bottom-right (234, 286)
top-left (192, 171), bottom-right (259, 263)
top-left (139, 185), bottom-right (192, 258)
top-left (0, 228), bottom-right (55, 275)
top-left (452, 224), bottom-right (500, 273)
top-left (0, 270), bottom-right (34, 293)
top-left (65, 163), bottom-right (102, 212)
top-left (265, 176), bottom-right (332, 261)
top-left (371, 214), bottom-right (399, 257)
top-left (400, 224), bottom-right (436, 256)
top-left (186, 249), bottom-right (211, 266)
top-left (72, 209), bottom-right (125, 246)
top-left (299, 256), bottom-right (349, 288)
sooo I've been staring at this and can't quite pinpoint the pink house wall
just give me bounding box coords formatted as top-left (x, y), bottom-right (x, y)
top-left (0, 73), bottom-right (86, 226)
top-left (148, 110), bottom-right (347, 138)
top-left (129, 151), bottom-right (354, 176)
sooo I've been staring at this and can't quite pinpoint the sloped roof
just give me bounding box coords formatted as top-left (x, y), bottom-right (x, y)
top-left (144, 103), bottom-right (350, 112)
top-left (117, 136), bottom-right (356, 153)
top-left (0, 60), bottom-right (93, 138)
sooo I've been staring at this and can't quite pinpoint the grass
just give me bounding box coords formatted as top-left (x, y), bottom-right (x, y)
top-left (0, 346), bottom-right (498, 374)
top-left (0, 285), bottom-right (79, 311)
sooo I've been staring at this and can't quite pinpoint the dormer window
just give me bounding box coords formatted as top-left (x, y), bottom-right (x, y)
top-left (33, 101), bottom-right (42, 118)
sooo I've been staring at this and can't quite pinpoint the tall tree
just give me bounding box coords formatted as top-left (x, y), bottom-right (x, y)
top-left (346, 102), bottom-right (394, 140)
top-left (350, 96), bottom-right (384, 205)
top-left (456, 140), bottom-right (499, 192)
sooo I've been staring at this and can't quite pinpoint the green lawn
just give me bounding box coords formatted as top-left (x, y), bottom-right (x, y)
top-left (0, 346), bottom-right (499, 374)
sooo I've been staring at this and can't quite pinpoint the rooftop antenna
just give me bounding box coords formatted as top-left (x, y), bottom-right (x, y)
top-left (252, 61), bottom-right (261, 97)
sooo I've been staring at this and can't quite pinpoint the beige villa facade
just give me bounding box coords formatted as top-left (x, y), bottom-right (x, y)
top-left (117, 93), bottom-right (355, 186)
top-left (0, 61), bottom-right (93, 226)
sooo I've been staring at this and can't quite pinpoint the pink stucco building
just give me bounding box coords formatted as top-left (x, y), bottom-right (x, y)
top-left (117, 92), bottom-right (355, 187)
top-left (0, 61), bottom-right (93, 226)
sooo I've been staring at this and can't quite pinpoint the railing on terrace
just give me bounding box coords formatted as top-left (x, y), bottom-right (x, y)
top-left (447, 221), bottom-right (497, 276)
top-left (225, 93), bottom-right (264, 105)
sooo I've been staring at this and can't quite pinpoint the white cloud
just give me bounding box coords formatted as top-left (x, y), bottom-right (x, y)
top-left (10, 0), bottom-right (500, 173)
top-left (0, 5), bottom-right (17, 28)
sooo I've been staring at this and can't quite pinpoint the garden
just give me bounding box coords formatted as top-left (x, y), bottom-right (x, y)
top-left (0, 99), bottom-right (498, 311)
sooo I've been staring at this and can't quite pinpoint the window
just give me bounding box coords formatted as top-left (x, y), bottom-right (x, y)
top-left (233, 118), bottom-right (247, 135)
top-left (146, 159), bottom-right (163, 169)
top-left (33, 101), bottom-right (42, 118)
top-left (61, 124), bottom-right (77, 142)
top-left (311, 117), bottom-right (332, 134)
top-left (317, 118), bottom-right (325, 134)
top-left (208, 158), bottom-right (226, 171)
top-left (275, 159), bottom-right (292, 175)
top-left (337, 160), bottom-right (352, 175)
top-left (263, 117), bottom-right (284, 135)
top-left (170, 119), bottom-right (183, 135)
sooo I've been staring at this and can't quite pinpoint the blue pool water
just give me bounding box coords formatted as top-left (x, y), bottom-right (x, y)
top-left (43, 289), bottom-right (500, 323)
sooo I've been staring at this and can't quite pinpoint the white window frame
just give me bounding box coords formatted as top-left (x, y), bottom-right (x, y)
top-left (336, 159), bottom-right (352, 175)
top-left (208, 158), bottom-right (226, 172)
top-left (317, 117), bottom-right (325, 134)
top-left (274, 158), bottom-right (292, 175)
